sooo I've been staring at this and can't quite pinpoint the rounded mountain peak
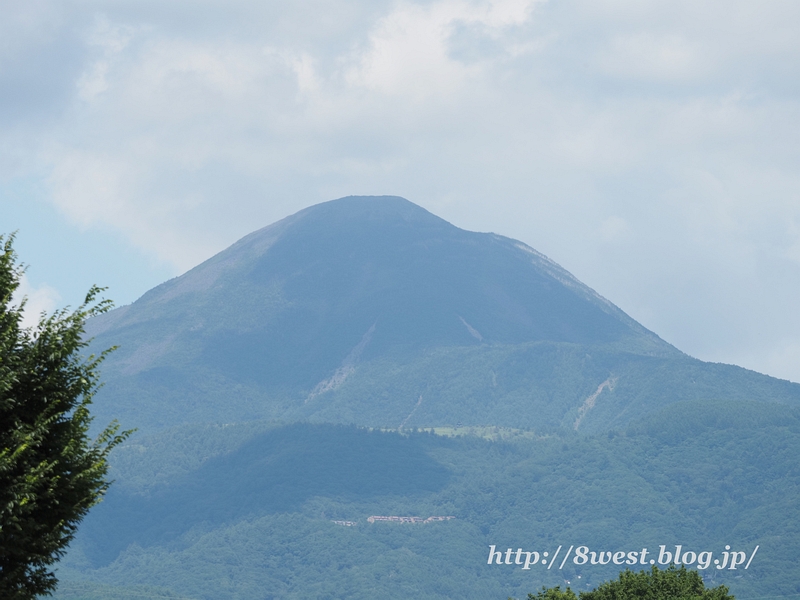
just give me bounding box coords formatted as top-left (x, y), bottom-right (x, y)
top-left (85, 195), bottom-right (684, 432)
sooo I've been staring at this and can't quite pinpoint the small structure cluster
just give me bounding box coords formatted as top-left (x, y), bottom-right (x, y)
top-left (367, 515), bottom-right (455, 524)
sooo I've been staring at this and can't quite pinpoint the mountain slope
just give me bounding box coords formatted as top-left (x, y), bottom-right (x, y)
top-left (85, 196), bottom-right (800, 433)
top-left (56, 400), bottom-right (800, 600)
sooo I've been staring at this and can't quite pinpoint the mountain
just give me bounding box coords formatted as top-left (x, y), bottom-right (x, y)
top-left (55, 195), bottom-right (800, 600)
top-left (85, 195), bottom-right (800, 433)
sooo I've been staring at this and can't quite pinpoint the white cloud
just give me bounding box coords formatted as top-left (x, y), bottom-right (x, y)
top-left (345, 2), bottom-right (471, 99)
top-left (343, 0), bottom-right (539, 99)
top-left (729, 339), bottom-right (800, 385)
top-left (598, 33), bottom-right (705, 82)
top-left (76, 17), bottom-right (138, 102)
top-left (12, 274), bottom-right (61, 329)
top-left (2, 0), bottom-right (800, 380)
top-left (599, 216), bottom-right (628, 243)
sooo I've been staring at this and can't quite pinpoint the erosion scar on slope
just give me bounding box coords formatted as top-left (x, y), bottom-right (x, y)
top-left (400, 395), bottom-right (423, 429)
top-left (305, 322), bottom-right (376, 403)
top-left (573, 376), bottom-right (617, 431)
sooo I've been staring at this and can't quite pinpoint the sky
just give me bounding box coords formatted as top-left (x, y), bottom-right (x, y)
top-left (2, 0), bottom-right (800, 382)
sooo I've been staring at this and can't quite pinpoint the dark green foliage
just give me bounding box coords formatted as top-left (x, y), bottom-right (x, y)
top-left (0, 235), bottom-right (131, 598)
top-left (526, 586), bottom-right (578, 600)
top-left (574, 565), bottom-right (732, 600)
top-left (524, 566), bottom-right (733, 600)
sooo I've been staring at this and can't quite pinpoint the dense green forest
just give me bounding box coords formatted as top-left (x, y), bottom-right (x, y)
top-left (52, 399), bottom-right (800, 599)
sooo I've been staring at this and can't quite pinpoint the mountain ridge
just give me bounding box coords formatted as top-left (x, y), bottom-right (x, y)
top-left (84, 195), bottom-right (800, 434)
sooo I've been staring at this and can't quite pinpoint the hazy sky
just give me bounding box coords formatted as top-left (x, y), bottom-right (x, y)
top-left (2, 0), bottom-right (800, 382)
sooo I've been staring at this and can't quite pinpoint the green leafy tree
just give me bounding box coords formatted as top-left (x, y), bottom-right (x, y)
top-left (526, 585), bottom-right (578, 600)
top-left (526, 565), bottom-right (734, 600)
top-left (0, 234), bottom-right (131, 599)
top-left (580, 565), bottom-right (734, 600)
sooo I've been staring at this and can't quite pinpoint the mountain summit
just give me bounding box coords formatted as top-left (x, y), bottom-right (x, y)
top-left (87, 196), bottom-right (800, 432)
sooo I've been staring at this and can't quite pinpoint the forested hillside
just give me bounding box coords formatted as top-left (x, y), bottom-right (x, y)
top-left (54, 400), bottom-right (800, 600)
